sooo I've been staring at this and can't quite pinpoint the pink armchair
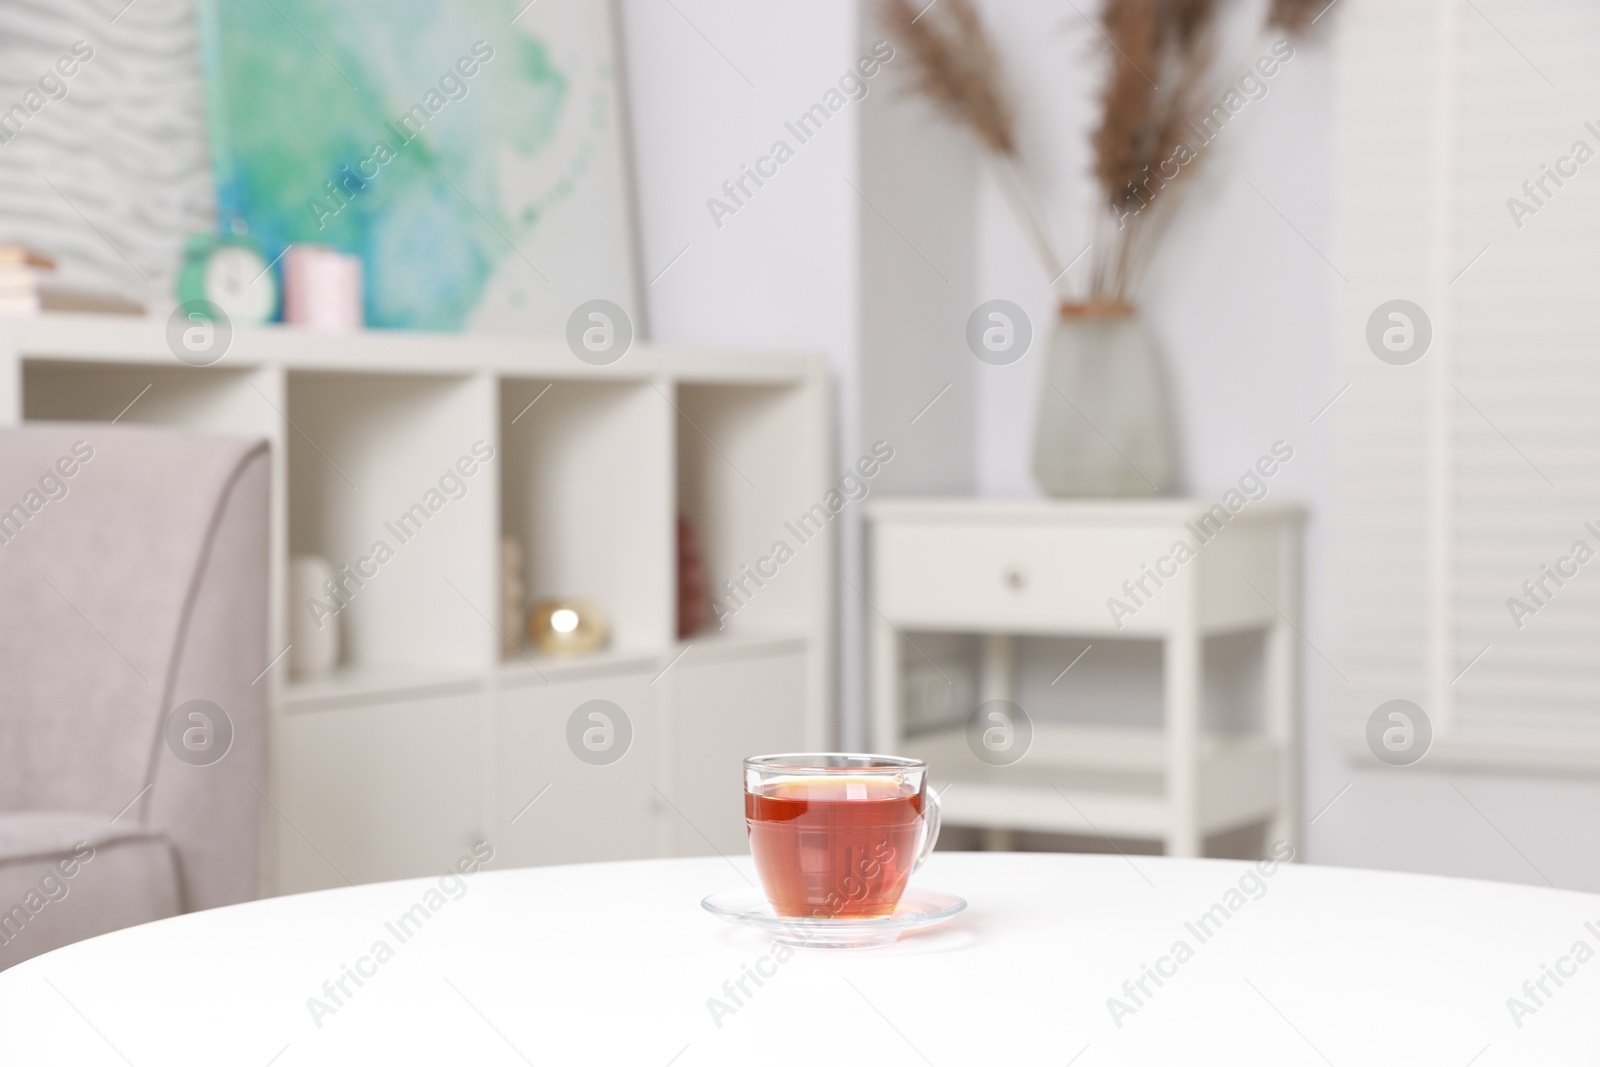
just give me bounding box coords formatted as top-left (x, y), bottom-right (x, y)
top-left (0, 423), bottom-right (269, 968)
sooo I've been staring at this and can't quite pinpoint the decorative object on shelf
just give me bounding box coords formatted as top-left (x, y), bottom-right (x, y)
top-left (0, 246), bottom-right (57, 316)
top-left (177, 231), bottom-right (278, 325)
top-left (529, 598), bottom-right (608, 657)
top-left (195, 0), bottom-right (643, 334)
top-left (676, 514), bottom-right (706, 638)
top-left (500, 535), bottom-right (526, 658)
top-left (282, 245), bottom-right (363, 332)
top-left (0, 245), bottom-right (143, 317)
top-left (883, 0), bottom-right (1329, 498)
top-left (30, 289), bottom-right (145, 316)
top-left (289, 555), bottom-right (340, 679)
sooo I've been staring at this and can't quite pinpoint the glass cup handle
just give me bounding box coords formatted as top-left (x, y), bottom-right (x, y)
top-left (913, 783), bottom-right (943, 872)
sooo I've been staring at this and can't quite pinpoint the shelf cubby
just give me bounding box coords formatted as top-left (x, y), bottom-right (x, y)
top-left (22, 359), bottom-right (278, 440)
top-left (675, 381), bottom-right (822, 638)
top-left (285, 370), bottom-right (496, 674)
top-left (499, 377), bottom-right (672, 656)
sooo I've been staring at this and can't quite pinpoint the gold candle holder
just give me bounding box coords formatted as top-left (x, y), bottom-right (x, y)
top-left (529, 598), bottom-right (609, 656)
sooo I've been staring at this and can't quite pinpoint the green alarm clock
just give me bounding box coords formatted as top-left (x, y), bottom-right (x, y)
top-left (176, 232), bottom-right (278, 325)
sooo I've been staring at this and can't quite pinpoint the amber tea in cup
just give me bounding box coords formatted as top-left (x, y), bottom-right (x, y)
top-left (744, 753), bottom-right (941, 919)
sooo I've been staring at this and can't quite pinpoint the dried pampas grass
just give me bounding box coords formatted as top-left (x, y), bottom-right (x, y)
top-left (882, 0), bottom-right (1067, 284)
top-left (882, 0), bottom-right (1017, 157)
top-left (1267, 0), bottom-right (1329, 34)
top-left (881, 0), bottom-right (1331, 306)
top-left (1090, 0), bottom-right (1225, 300)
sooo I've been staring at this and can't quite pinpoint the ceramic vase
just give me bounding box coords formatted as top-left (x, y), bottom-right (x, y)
top-left (1032, 303), bottom-right (1179, 497)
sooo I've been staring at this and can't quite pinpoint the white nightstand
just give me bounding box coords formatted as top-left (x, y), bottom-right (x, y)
top-left (866, 498), bottom-right (1303, 857)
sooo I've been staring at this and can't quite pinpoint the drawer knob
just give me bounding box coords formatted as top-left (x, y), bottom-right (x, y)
top-left (1002, 565), bottom-right (1028, 590)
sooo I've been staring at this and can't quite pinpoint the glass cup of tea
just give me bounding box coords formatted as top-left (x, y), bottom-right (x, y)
top-left (744, 753), bottom-right (942, 920)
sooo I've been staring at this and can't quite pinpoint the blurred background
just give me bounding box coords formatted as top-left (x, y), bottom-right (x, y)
top-left (2, 0), bottom-right (1599, 970)
top-left (621, 0), bottom-right (1600, 889)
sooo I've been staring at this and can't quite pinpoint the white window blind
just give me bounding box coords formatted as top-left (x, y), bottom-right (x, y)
top-left (1332, 0), bottom-right (1600, 767)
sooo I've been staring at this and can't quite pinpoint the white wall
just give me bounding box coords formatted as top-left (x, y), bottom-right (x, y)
top-left (618, 0), bottom-right (860, 366)
top-left (618, 0), bottom-right (978, 745)
top-left (851, 9), bottom-right (980, 742)
top-left (619, 0), bottom-right (860, 745)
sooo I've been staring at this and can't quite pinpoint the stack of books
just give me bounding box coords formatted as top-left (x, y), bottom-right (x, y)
top-left (0, 245), bottom-right (56, 315)
top-left (0, 244), bottom-right (143, 316)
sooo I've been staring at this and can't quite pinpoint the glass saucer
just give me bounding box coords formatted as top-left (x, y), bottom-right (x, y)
top-left (701, 886), bottom-right (967, 949)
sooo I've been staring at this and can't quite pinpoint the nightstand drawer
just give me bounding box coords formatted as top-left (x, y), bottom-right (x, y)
top-left (871, 521), bottom-right (1178, 633)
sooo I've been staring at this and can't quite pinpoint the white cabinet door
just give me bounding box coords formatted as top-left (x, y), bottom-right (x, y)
top-left (494, 671), bottom-right (661, 867)
top-left (274, 689), bottom-right (482, 894)
top-left (668, 650), bottom-right (807, 857)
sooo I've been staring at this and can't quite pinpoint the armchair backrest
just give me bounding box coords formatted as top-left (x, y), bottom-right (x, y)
top-left (0, 423), bottom-right (269, 909)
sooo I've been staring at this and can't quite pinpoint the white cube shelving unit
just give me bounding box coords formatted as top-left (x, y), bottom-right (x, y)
top-left (0, 314), bottom-right (832, 894)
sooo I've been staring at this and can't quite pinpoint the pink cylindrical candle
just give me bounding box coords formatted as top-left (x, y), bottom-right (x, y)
top-left (282, 245), bottom-right (363, 331)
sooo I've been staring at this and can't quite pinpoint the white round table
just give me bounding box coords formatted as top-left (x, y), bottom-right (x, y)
top-left (0, 853), bottom-right (1594, 1064)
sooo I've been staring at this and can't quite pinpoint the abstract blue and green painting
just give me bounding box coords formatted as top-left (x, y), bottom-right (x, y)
top-left (195, 0), bottom-right (640, 332)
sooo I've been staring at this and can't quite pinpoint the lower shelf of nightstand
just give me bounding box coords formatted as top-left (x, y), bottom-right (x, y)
top-left (904, 723), bottom-right (1282, 840)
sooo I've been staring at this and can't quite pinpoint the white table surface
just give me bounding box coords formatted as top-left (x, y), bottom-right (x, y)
top-left (1, 852), bottom-right (1596, 1065)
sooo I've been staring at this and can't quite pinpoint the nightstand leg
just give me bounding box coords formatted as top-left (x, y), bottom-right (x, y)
top-left (870, 613), bottom-right (900, 755)
top-left (976, 634), bottom-right (1016, 848)
top-left (983, 828), bottom-right (1016, 851)
top-left (1165, 606), bottom-right (1202, 858)
top-left (1265, 528), bottom-right (1300, 854)
top-left (979, 633), bottom-right (1015, 703)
